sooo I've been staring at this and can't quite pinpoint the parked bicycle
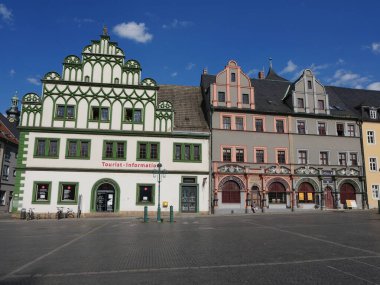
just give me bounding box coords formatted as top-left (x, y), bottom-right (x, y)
top-left (66, 208), bottom-right (75, 218)
top-left (56, 207), bottom-right (64, 220)
top-left (26, 208), bottom-right (35, 221)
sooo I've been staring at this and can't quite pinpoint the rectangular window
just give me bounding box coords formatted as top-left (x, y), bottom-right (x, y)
top-left (318, 122), bottom-right (326, 135)
top-left (4, 150), bottom-right (11, 161)
top-left (223, 116), bottom-right (231, 130)
top-left (218, 92), bottom-right (225, 102)
top-left (337, 123), bottom-right (344, 136)
top-left (256, 149), bottom-right (265, 163)
top-left (184, 145), bottom-right (191, 160)
top-left (350, 153), bottom-right (358, 166)
top-left (297, 98), bottom-right (304, 108)
top-left (103, 141), bottom-right (126, 160)
top-left (307, 80), bottom-right (312, 89)
top-left (34, 138), bottom-right (60, 158)
top-left (223, 148), bottom-right (232, 162)
top-left (231, 73), bottom-right (236, 82)
top-left (58, 182), bottom-right (78, 203)
top-left (137, 142), bottom-right (160, 161)
top-left (236, 149), bottom-right (244, 162)
top-left (276, 120), bottom-right (284, 133)
top-left (372, 185), bottom-right (379, 200)
top-left (175, 144), bottom-right (181, 160)
top-left (242, 94), bottom-right (249, 104)
top-left (339, 153), bottom-right (347, 166)
top-left (66, 140), bottom-right (91, 159)
top-left (90, 107), bottom-right (109, 121)
top-left (277, 150), bottom-right (286, 164)
top-left (56, 105), bottom-right (75, 120)
top-left (297, 121), bottom-right (306, 134)
top-left (318, 100), bottom-right (325, 110)
top-left (370, 157), bottom-right (377, 171)
top-left (235, 117), bottom-right (244, 130)
top-left (320, 152), bottom-right (329, 165)
top-left (347, 124), bottom-right (355, 137)
top-left (370, 109), bottom-right (377, 119)
top-left (298, 150), bottom-right (308, 164)
top-left (367, 131), bottom-right (375, 144)
top-left (2, 165), bottom-right (9, 180)
top-left (255, 119), bottom-right (263, 132)
top-left (33, 182), bottom-right (51, 204)
top-left (0, 191), bottom-right (5, 206)
top-left (124, 108), bottom-right (142, 123)
top-left (137, 184), bottom-right (155, 205)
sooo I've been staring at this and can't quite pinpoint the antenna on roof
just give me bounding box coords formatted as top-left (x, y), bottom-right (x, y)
top-left (269, 57), bottom-right (273, 69)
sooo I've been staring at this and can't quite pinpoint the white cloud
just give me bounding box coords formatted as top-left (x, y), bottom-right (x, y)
top-left (186, 63), bottom-right (196, 70)
top-left (367, 82), bottom-right (380, 91)
top-left (27, 77), bottom-right (41, 86)
top-left (337, 58), bottom-right (345, 65)
top-left (73, 17), bottom-right (95, 27)
top-left (171, 72), bottom-right (178, 77)
top-left (9, 69), bottom-right (15, 77)
top-left (246, 68), bottom-right (259, 77)
top-left (309, 63), bottom-right (329, 72)
top-left (280, 60), bottom-right (297, 74)
top-left (329, 69), bottom-right (369, 88)
top-left (371, 42), bottom-right (380, 54)
top-left (113, 22), bottom-right (153, 43)
top-left (162, 19), bottom-right (193, 29)
top-left (0, 3), bottom-right (12, 22)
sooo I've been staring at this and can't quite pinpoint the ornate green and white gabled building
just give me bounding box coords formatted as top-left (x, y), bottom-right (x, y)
top-left (13, 32), bottom-right (210, 216)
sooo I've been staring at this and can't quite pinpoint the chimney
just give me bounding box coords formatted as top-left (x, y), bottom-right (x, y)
top-left (203, 68), bottom-right (208, 75)
top-left (258, 71), bottom-right (265, 79)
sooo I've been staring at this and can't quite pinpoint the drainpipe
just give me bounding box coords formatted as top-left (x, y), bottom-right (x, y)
top-left (209, 106), bottom-right (214, 215)
top-left (358, 121), bottom-right (369, 209)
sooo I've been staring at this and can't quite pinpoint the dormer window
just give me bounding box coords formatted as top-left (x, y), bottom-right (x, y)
top-left (231, 73), bottom-right (236, 82)
top-left (370, 109), bottom-right (377, 119)
top-left (307, 80), bottom-right (312, 89)
top-left (297, 98), bottom-right (304, 108)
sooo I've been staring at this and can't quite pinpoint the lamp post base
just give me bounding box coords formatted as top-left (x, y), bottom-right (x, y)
top-left (157, 206), bottom-right (161, 222)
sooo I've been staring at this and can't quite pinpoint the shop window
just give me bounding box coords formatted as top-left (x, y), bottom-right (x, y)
top-left (173, 143), bottom-right (201, 162)
top-left (34, 138), bottom-right (60, 158)
top-left (136, 184), bottom-right (155, 205)
top-left (137, 142), bottom-right (159, 161)
top-left (124, 108), bottom-right (142, 123)
top-left (66, 139), bottom-right (91, 159)
top-left (58, 182), bottom-right (78, 204)
top-left (32, 182), bottom-right (51, 204)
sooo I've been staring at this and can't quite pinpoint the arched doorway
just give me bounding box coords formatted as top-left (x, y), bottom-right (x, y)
top-left (91, 179), bottom-right (120, 212)
top-left (251, 186), bottom-right (261, 208)
top-left (340, 183), bottom-right (356, 206)
top-left (222, 181), bottom-right (241, 203)
top-left (324, 186), bottom-right (334, 209)
top-left (298, 182), bottom-right (315, 204)
top-left (268, 182), bottom-right (286, 204)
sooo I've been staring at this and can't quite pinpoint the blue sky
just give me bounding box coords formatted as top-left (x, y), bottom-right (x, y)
top-left (1, 0), bottom-right (380, 114)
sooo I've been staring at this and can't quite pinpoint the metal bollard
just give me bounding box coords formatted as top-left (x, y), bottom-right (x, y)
top-left (144, 206), bottom-right (148, 222)
top-left (169, 206), bottom-right (174, 223)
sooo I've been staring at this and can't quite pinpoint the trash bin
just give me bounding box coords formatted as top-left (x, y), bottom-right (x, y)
top-left (20, 208), bottom-right (26, 220)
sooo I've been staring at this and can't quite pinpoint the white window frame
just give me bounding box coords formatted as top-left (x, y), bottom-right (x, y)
top-left (370, 109), bottom-right (377, 119)
top-left (296, 120), bottom-right (307, 134)
top-left (371, 185), bottom-right (379, 200)
top-left (369, 157), bottom-right (378, 172)
top-left (317, 121), bottom-right (327, 135)
top-left (297, 149), bottom-right (308, 164)
top-left (367, 130), bottom-right (375, 144)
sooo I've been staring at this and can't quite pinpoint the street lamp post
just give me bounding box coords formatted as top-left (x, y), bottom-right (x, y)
top-left (153, 162), bottom-right (165, 222)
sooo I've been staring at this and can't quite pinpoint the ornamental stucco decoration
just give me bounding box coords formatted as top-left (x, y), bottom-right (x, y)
top-left (44, 72), bottom-right (61, 81)
top-left (218, 165), bottom-right (245, 173)
top-left (125, 60), bottom-right (141, 69)
top-left (265, 165), bottom-right (290, 174)
top-left (158, 101), bottom-right (173, 110)
top-left (22, 93), bottom-right (41, 104)
top-left (141, 78), bottom-right (157, 87)
top-left (295, 166), bottom-right (319, 175)
top-left (218, 175), bottom-right (245, 191)
top-left (64, 55), bottom-right (81, 65)
top-left (337, 168), bottom-right (359, 176)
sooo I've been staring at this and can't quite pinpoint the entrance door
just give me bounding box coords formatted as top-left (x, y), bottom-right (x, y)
top-left (96, 183), bottom-right (115, 212)
top-left (181, 186), bottom-right (197, 213)
top-left (340, 183), bottom-right (356, 205)
top-left (324, 187), bottom-right (334, 209)
top-left (251, 186), bottom-right (261, 208)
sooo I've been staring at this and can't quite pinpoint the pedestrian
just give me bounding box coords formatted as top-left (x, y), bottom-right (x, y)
top-left (251, 201), bottom-right (256, 213)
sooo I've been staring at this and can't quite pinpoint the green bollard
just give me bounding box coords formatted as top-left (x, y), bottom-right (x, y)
top-left (169, 206), bottom-right (174, 223)
top-left (144, 206), bottom-right (148, 222)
